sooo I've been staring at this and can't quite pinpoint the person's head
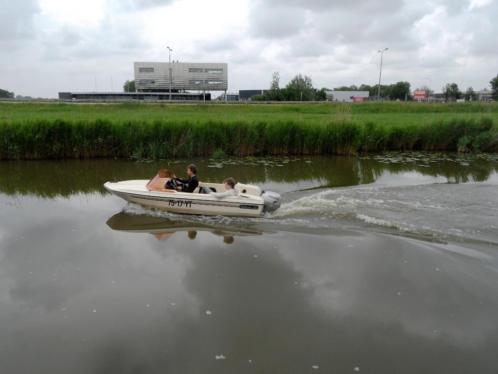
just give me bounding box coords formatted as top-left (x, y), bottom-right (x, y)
top-left (157, 169), bottom-right (174, 178)
top-left (223, 177), bottom-right (236, 190)
top-left (223, 235), bottom-right (234, 245)
top-left (187, 164), bottom-right (197, 177)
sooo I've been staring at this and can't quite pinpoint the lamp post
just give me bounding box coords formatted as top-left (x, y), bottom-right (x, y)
top-left (167, 46), bottom-right (173, 101)
top-left (377, 47), bottom-right (388, 101)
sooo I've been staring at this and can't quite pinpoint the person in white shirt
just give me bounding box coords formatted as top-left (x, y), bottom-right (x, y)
top-left (210, 177), bottom-right (238, 198)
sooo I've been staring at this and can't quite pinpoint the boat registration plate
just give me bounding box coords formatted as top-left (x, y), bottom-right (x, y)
top-left (168, 200), bottom-right (192, 208)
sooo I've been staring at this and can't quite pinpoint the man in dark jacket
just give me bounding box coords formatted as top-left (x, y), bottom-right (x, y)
top-left (174, 164), bottom-right (199, 193)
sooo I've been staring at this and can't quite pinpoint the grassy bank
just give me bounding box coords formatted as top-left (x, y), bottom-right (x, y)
top-left (1, 102), bottom-right (498, 159)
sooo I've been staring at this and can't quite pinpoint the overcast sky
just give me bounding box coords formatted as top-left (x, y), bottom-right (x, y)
top-left (1, 0), bottom-right (497, 97)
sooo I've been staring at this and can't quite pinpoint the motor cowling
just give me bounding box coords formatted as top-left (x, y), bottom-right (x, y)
top-left (261, 191), bottom-right (281, 213)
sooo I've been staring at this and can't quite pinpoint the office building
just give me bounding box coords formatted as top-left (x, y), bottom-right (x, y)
top-left (134, 62), bottom-right (228, 92)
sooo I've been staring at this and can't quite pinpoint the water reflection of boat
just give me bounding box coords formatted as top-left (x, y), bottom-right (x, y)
top-left (106, 212), bottom-right (263, 244)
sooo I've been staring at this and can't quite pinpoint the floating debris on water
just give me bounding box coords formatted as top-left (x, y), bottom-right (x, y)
top-left (354, 366), bottom-right (360, 372)
top-left (205, 310), bottom-right (212, 316)
top-left (215, 355), bottom-right (226, 360)
top-left (312, 364), bottom-right (320, 369)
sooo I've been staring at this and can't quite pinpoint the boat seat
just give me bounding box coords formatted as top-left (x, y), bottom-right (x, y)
top-left (235, 183), bottom-right (261, 196)
top-left (197, 186), bottom-right (217, 194)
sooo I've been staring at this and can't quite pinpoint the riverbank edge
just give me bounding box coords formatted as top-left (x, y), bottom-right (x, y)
top-left (1, 117), bottom-right (497, 160)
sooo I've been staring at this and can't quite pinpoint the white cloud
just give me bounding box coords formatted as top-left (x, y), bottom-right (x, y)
top-left (39, 0), bottom-right (106, 27)
top-left (468, 0), bottom-right (494, 10)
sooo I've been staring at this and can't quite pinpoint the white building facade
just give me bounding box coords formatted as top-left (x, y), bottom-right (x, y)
top-left (134, 62), bottom-right (228, 92)
top-left (326, 90), bottom-right (370, 102)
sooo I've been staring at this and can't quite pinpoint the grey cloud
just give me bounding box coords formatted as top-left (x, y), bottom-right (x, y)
top-left (467, 2), bottom-right (498, 57)
top-left (41, 17), bottom-right (150, 61)
top-left (288, 38), bottom-right (330, 58)
top-left (254, 0), bottom-right (404, 14)
top-left (108, 0), bottom-right (175, 11)
top-left (250, 5), bottom-right (307, 38)
top-left (313, 9), bottom-right (422, 51)
top-left (0, 0), bottom-right (40, 42)
top-left (196, 38), bottom-right (238, 53)
top-left (248, 0), bottom-right (420, 51)
top-left (59, 28), bottom-right (82, 47)
top-left (248, 0), bottom-right (498, 72)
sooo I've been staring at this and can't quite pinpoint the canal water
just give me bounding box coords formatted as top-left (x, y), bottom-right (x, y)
top-left (0, 154), bottom-right (497, 374)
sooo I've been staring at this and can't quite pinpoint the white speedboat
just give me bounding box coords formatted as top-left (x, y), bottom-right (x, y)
top-left (103, 180), bottom-right (281, 217)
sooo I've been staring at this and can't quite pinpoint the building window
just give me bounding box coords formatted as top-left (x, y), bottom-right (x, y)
top-left (139, 67), bottom-right (154, 73)
top-left (189, 80), bottom-right (203, 85)
top-left (139, 79), bottom-right (155, 85)
top-left (206, 80), bottom-right (223, 85)
top-left (205, 68), bottom-right (223, 74)
top-left (188, 68), bottom-right (204, 73)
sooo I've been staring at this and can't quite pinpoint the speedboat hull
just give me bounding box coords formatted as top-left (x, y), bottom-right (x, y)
top-left (104, 180), bottom-right (265, 217)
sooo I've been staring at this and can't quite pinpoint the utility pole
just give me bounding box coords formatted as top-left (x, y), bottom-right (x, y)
top-left (377, 48), bottom-right (388, 101)
top-left (167, 46), bottom-right (173, 101)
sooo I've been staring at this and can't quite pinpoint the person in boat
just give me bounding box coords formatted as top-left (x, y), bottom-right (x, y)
top-left (173, 164), bottom-right (199, 193)
top-left (209, 177), bottom-right (238, 198)
top-left (146, 169), bottom-right (177, 192)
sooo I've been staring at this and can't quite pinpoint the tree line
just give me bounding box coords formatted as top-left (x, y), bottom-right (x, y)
top-left (253, 72), bottom-right (498, 102)
top-left (252, 73), bottom-right (327, 101)
top-left (1, 73), bottom-right (497, 101)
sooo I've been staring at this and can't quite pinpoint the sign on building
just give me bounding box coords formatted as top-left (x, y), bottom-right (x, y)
top-left (413, 90), bottom-right (428, 101)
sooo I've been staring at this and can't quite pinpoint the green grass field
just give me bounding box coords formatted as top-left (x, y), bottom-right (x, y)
top-left (1, 101), bottom-right (498, 159)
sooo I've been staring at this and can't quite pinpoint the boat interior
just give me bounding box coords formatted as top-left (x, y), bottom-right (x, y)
top-left (197, 182), bottom-right (261, 196)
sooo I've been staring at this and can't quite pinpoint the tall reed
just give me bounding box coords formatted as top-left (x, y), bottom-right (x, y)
top-left (1, 116), bottom-right (497, 160)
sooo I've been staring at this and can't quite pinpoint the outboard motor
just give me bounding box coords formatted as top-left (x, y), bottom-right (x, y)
top-left (261, 191), bottom-right (282, 213)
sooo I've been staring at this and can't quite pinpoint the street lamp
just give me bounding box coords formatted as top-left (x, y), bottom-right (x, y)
top-left (167, 46), bottom-right (173, 101)
top-left (377, 47), bottom-right (388, 101)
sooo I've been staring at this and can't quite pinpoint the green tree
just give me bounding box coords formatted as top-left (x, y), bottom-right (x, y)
top-left (315, 88), bottom-right (327, 101)
top-left (0, 88), bottom-right (14, 98)
top-left (378, 85), bottom-right (393, 100)
top-left (490, 74), bottom-right (498, 101)
top-left (123, 80), bottom-right (136, 92)
top-left (359, 84), bottom-right (373, 93)
top-left (443, 83), bottom-right (462, 101)
top-left (283, 74), bottom-right (315, 101)
top-left (267, 72), bottom-right (283, 101)
top-left (334, 85), bottom-right (359, 91)
top-left (464, 87), bottom-right (478, 101)
top-left (389, 81), bottom-right (411, 101)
